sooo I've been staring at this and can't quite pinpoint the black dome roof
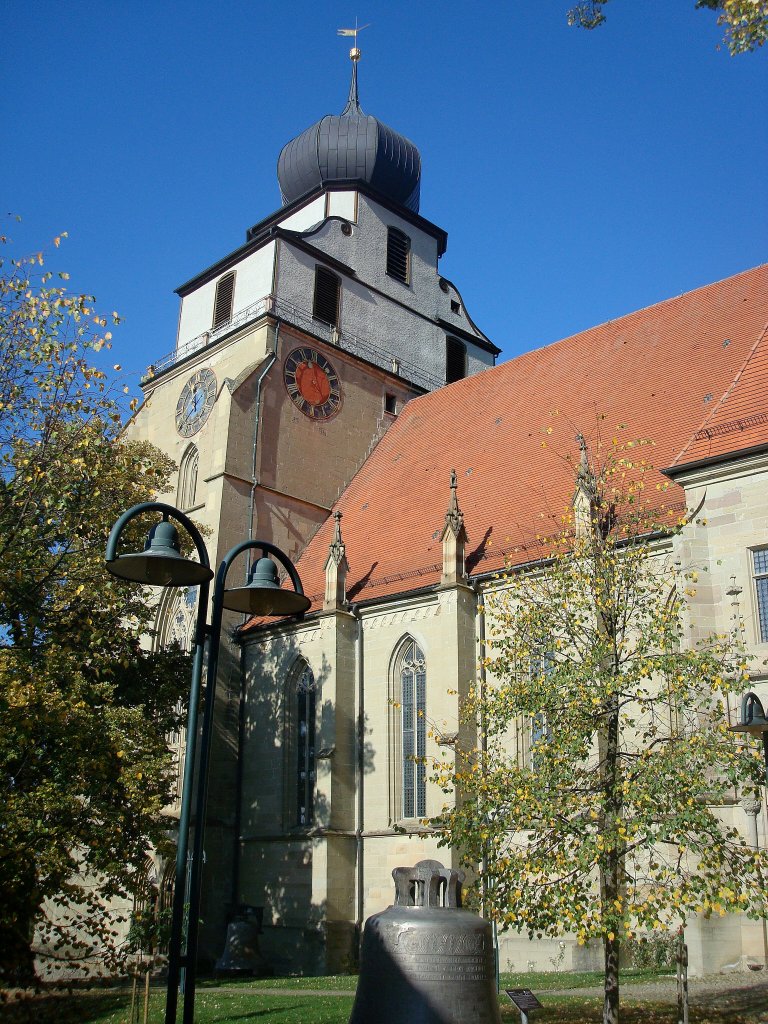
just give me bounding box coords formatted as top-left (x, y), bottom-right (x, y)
top-left (277, 64), bottom-right (421, 213)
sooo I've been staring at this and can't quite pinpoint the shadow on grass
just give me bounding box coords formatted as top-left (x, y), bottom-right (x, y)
top-left (211, 1007), bottom-right (308, 1022)
top-left (499, 994), bottom-right (768, 1024)
top-left (0, 991), bottom-right (128, 1023)
top-left (702, 981), bottom-right (768, 1016)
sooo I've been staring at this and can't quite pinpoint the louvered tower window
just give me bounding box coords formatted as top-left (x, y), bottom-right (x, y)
top-left (446, 336), bottom-right (467, 384)
top-left (313, 266), bottom-right (340, 327)
top-left (212, 272), bottom-right (235, 329)
top-left (386, 227), bottom-right (411, 284)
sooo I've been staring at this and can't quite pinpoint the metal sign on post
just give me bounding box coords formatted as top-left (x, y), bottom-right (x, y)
top-left (505, 988), bottom-right (543, 1024)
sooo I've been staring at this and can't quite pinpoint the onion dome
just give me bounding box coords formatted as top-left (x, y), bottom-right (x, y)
top-left (277, 58), bottom-right (421, 213)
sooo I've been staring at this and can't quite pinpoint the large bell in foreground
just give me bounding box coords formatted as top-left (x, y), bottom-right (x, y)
top-left (349, 860), bottom-right (502, 1024)
top-left (215, 911), bottom-right (271, 977)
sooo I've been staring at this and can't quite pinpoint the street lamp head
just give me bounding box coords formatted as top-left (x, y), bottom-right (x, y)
top-left (106, 519), bottom-right (214, 588)
top-left (223, 555), bottom-right (311, 617)
top-left (730, 691), bottom-right (768, 737)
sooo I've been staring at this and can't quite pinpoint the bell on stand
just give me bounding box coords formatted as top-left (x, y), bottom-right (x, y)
top-left (349, 859), bottom-right (502, 1024)
top-left (215, 906), bottom-right (272, 977)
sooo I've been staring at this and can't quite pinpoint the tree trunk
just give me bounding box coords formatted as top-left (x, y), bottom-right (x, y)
top-left (604, 933), bottom-right (620, 1024)
top-left (601, 690), bottom-right (622, 1024)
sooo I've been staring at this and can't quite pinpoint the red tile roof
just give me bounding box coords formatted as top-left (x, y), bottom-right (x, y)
top-left (671, 313), bottom-right (768, 468)
top-left (247, 264), bottom-right (768, 622)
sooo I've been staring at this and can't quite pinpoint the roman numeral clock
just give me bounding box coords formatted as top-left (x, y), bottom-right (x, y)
top-left (283, 347), bottom-right (342, 420)
top-left (175, 367), bottom-right (217, 437)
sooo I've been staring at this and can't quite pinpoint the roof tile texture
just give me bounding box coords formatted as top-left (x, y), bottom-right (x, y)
top-left (250, 265), bottom-right (768, 619)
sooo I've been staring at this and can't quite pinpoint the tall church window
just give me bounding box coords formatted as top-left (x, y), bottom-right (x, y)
top-left (446, 336), bottom-right (467, 384)
top-left (515, 652), bottom-right (552, 768)
top-left (177, 444), bottom-right (199, 511)
top-left (155, 586), bottom-right (198, 804)
top-left (753, 548), bottom-right (768, 642)
top-left (292, 662), bottom-right (316, 827)
top-left (389, 637), bottom-right (427, 821)
top-left (212, 271), bottom-right (235, 330)
top-left (386, 227), bottom-right (411, 284)
top-left (313, 266), bottom-right (340, 327)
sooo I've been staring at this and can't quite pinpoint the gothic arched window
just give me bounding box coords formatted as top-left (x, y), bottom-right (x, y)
top-left (178, 444), bottom-right (199, 511)
top-left (284, 661), bottom-right (317, 828)
top-left (155, 586), bottom-right (198, 804)
top-left (389, 637), bottom-right (427, 821)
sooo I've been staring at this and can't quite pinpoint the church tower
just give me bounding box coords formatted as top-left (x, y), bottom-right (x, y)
top-left (130, 48), bottom-right (496, 575)
top-left (126, 46), bottom-right (497, 965)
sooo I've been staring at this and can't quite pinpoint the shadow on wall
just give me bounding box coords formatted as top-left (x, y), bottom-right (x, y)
top-left (238, 630), bottom-right (373, 973)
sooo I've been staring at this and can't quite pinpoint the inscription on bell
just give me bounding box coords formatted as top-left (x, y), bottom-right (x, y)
top-left (397, 929), bottom-right (488, 954)
top-left (348, 859), bottom-right (502, 1024)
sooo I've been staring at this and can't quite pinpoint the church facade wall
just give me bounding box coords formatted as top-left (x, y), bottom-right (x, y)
top-left (113, 68), bottom-right (768, 990)
top-left (236, 453), bottom-right (768, 976)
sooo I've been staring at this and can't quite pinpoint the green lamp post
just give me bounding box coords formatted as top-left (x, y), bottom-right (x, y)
top-left (729, 691), bottom-right (768, 782)
top-left (106, 503), bottom-right (310, 1024)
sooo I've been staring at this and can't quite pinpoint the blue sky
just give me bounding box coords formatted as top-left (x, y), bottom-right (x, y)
top-left (3, 1), bottom-right (766, 400)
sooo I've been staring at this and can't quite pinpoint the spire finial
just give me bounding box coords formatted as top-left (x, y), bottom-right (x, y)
top-left (327, 510), bottom-right (346, 565)
top-left (440, 469), bottom-right (467, 585)
top-left (324, 509), bottom-right (349, 610)
top-left (577, 432), bottom-right (588, 471)
top-left (443, 469), bottom-right (465, 538)
top-left (338, 21), bottom-right (369, 113)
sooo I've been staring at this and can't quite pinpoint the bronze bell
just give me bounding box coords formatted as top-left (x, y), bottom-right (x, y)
top-left (349, 859), bottom-right (502, 1024)
top-left (215, 909), bottom-right (270, 977)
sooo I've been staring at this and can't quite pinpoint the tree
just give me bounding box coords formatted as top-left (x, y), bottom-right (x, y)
top-left (433, 436), bottom-right (768, 1024)
top-left (0, 233), bottom-right (190, 981)
top-left (567, 0), bottom-right (768, 54)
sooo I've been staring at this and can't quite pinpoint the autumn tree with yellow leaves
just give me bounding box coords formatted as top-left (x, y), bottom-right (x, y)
top-left (433, 438), bottom-right (768, 1024)
top-left (0, 233), bottom-right (189, 982)
top-left (568, 0), bottom-right (768, 54)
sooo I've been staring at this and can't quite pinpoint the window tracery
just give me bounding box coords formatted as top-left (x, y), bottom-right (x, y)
top-left (389, 637), bottom-right (427, 821)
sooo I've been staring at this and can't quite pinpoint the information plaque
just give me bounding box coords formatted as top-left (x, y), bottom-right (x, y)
top-left (505, 989), bottom-right (543, 1023)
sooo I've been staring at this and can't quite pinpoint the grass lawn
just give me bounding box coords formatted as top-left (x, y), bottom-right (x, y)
top-left (2, 971), bottom-right (767, 1024)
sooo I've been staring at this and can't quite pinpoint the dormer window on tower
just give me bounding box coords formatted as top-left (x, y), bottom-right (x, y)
top-left (212, 272), bottom-right (235, 330)
top-left (313, 266), bottom-right (341, 327)
top-left (386, 227), bottom-right (411, 285)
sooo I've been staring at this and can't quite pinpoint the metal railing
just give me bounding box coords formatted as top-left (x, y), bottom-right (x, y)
top-left (142, 294), bottom-right (443, 392)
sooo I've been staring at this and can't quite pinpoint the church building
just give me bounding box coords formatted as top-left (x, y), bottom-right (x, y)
top-left (127, 51), bottom-right (768, 978)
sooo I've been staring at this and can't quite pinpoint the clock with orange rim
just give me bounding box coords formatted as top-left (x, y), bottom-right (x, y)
top-left (283, 347), bottom-right (342, 420)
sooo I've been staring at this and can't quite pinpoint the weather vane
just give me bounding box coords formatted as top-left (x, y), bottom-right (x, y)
top-left (338, 20), bottom-right (370, 63)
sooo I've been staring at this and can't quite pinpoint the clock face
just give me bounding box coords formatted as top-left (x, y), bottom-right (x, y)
top-left (283, 347), bottom-right (342, 420)
top-left (175, 367), bottom-right (217, 437)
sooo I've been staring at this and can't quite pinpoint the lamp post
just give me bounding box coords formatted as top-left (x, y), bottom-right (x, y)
top-left (729, 691), bottom-right (768, 782)
top-left (106, 503), bottom-right (310, 1024)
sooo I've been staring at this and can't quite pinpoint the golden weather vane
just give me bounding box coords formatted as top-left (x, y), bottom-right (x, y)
top-left (337, 20), bottom-right (370, 62)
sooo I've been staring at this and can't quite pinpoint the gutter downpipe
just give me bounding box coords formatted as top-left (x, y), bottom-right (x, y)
top-left (231, 335), bottom-right (277, 911)
top-left (349, 602), bottom-right (365, 958)
top-left (246, 332), bottom-right (278, 577)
